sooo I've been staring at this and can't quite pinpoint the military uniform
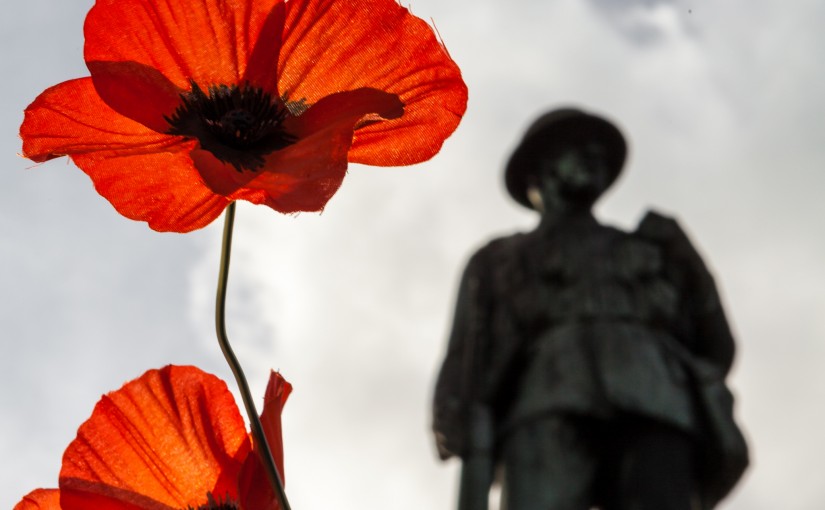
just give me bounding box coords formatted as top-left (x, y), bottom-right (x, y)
top-left (433, 211), bottom-right (745, 510)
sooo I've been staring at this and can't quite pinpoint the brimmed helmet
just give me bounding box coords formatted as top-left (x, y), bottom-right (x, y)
top-left (505, 108), bottom-right (627, 209)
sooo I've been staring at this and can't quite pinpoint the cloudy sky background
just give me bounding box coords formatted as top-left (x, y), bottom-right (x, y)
top-left (2, 0), bottom-right (824, 509)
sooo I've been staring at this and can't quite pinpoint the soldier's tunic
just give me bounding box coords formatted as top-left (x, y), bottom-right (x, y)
top-left (496, 216), bottom-right (695, 433)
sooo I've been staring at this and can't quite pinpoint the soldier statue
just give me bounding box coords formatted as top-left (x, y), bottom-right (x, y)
top-left (432, 108), bottom-right (748, 510)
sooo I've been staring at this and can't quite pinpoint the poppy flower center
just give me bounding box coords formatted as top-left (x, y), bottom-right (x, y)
top-left (166, 82), bottom-right (296, 172)
top-left (188, 493), bottom-right (238, 510)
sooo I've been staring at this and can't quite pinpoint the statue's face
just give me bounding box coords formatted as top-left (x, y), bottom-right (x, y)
top-left (536, 142), bottom-right (610, 210)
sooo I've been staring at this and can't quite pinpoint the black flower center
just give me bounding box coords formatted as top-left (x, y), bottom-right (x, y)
top-left (186, 493), bottom-right (239, 510)
top-left (166, 82), bottom-right (297, 172)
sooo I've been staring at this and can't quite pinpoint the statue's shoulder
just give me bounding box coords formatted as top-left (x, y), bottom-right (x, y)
top-left (634, 209), bottom-right (689, 244)
top-left (461, 233), bottom-right (533, 296)
top-left (469, 232), bottom-right (530, 267)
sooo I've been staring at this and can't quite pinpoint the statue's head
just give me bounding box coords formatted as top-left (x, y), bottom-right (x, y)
top-left (505, 108), bottom-right (627, 211)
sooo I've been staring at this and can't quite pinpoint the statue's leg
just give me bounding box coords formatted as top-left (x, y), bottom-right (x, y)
top-left (609, 418), bottom-right (695, 510)
top-left (500, 415), bottom-right (599, 510)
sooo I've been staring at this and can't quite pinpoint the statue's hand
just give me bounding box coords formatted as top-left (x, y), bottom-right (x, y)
top-left (433, 397), bottom-right (466, 460)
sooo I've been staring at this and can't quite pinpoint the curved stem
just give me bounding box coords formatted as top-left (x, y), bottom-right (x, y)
top-left (216, 201), bottom-right (291, 510)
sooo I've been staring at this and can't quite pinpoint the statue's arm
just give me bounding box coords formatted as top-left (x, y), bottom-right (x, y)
top-left (433, 250), bottom-right (489, 460)
top-left (638, 210), bottom-right (736, 374)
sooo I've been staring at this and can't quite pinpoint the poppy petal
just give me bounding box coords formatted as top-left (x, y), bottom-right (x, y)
top-left (84, 0), bottom-right (283, 93)
top-left (261, 371), bottom-right (292, 480)
top-left (278, 0), bottom-right (467, 166)
top-left (238, 372), bottom-right (292, 510)
top-left (14, 490), bottom-right (61, 510)
top-left (21, 78), bottom-right (176, 163)
top-left (190, 88), bottom-right (401, 211)
top-left (243, 2), bottom-right (287, 92)
top-left (238, 454), bottom-right (275, 510)
top-left (70, 147), bottom-right (229, 232)
top-left (84, 61), bottom-right (183, 133)
top-left (20, 75), bottom-right (229, 232)
top-left (228, 87), bottom-right (402, 212)
top-left (192, 141), bottom-right (347, 214)
top-left (190, 149), bottom-right (258, 197)
top-left (59, 366), bottom-right (251, 510)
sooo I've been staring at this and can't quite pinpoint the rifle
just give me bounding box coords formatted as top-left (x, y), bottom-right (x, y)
top-left (458, 403), bottom-right (495, 510)
top-left (457, 266), bottom-right (495, 510)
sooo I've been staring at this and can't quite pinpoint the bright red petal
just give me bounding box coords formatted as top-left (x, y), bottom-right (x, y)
top-left (59, 366), bottom-right (251, 510)
top-left (14, 490), bottom-right (61, 510)
top-left (84, 0), bottom-right (286, 128)
top-left (20, 78), bottom-right (227, 231)
top-left (84, 61), bottom-right (183, 133)
top-left (243, 2), bottom-right (287, 92)
top-left (190, 149), bottom-right (258, 197)
top-left (21, 78), bottom-right (176, 163)
top-left (238, 372), bottom-right (292, 510)
top-left (278, 0), bottom-right (467, 166)
top-left (193, 140), bottom-right (348, 214)
top-left (238, 454), bottom-right (274, 510)
top-left (70, 147), bottom-right (229, 232)
top-left (190, 88), bottom-right (401, 211)
top-left (261, 371), bottom-right (292, 480)
top-left (84, 0), bottom-right (283, 93)
top-left (228, 88), bottom-right (403, 212)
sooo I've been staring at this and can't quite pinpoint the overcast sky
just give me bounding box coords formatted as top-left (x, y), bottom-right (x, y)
top-left (2, 0), bottom-right (824, 509)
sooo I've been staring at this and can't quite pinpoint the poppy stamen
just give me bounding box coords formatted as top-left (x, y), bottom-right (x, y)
top-left (166, 82), bottom-right (296, 172)
top-left (188, 492), bottom-right (239, 510)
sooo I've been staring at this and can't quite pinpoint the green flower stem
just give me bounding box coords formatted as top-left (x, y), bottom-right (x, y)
top-left (216, 201), bottom-right (291, 510)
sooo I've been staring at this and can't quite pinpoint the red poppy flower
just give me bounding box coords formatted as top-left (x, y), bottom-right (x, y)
top-left (13, 365), bottom-right (292, 510)
top-left (21, 0), bottom-right (467, 232)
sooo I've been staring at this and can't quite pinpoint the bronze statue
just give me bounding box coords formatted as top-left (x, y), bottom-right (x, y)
top-left (433, 108), bottom-right (748, 510)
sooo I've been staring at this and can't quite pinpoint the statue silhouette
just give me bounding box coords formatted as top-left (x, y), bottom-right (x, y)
top-left (433, 108), bottom-right (748, 510)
